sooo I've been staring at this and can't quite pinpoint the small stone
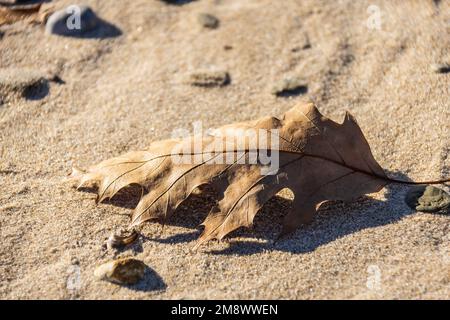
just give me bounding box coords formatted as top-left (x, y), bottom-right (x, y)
top-left (271, 77), bottom-right (308, 97)
top-left (431, 63), bottom-right (450, 74)
top-left (45, 5), bottom-right (100, 37)
top-left (0, 67), bottom-right (48, 101)
top-left (0, 0), bottom-right (38, 4)
top-left (186, 69), bottom-right (230, 87)
top-left (0, 0), bottom-right (38, 8)
top-left (106, 228), bottom-right (138, 250)
top-left (198, 13), bottom-right (219, 29)
top-left (405, 185), bottom-right (450, 214)
top-left (160, 0), bottom-right (196, 5)
top-left (0, 1), bottom-right (41, 25)
top-left (94, 258), bottom-right (146, 285)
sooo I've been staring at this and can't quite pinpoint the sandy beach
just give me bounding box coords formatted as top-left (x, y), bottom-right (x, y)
top-left (0, 0), bottom-right (449, 299)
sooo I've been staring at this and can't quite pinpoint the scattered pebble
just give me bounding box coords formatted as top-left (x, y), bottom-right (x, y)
top-left (45, 5), bottom-right (99, 36)
top-left (198, 13), bottom-right (219, 29)
top-left (431, 63), bottom-right (450, 74)
top-left (271, 77), bottom-right (308, 97)
top-left (405, 185), bottom-right (450, 214)
top-left (160, 0), bottom-right (195, 5)
top-left (0, 67), bottom-right (49, 101)
top-left (106, 228), bottom-right (139, 250)
top-left (0, 0), bottom-right (44, 9)
top-left (0, 1), bottom-right (42, 25)
top-left (186, 69), bottom-right (230, 87)
top-left (94, 258), bottom-right (147, 285)
top-left (291, 43), bottom-right (311, 52)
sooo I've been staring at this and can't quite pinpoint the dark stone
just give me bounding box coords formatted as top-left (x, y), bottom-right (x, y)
top-left (160, 0), bottom-right (197, 5)
top-left (45, 5), bottom-right (100, 37)
top-left (0, 68), bottom-right (49, 101)
top-left (198, 13), bottom-right (219, 29)
top-left (186, 70), bottom-right (230, 87)
top-left (431, 63), bottom-right (450, 74)
top-left (272, 77), bottom-right (308, 97)
top-left (0, 0), bottom-right (46, 10)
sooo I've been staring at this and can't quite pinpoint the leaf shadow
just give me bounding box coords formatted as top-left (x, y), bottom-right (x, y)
top-left (78, 171), bottom-right (421, 255)
top-left (207, 170), bottom-right (417, 255)
top-left (77, 184), bottom-right (142, 210)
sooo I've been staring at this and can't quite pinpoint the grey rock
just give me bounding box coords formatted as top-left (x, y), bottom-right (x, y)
top-left (45, 5), bottom-right (99, 37)
top-left (186, 69), bottom-right (230, 87)
top-left (405, 185), bottom-right (450, 214)
top-left (160, 0), bottom-right (197, 5)
top-left (271, 77), bottom-right (308, 97)
top-left (198, 13), bottom-right (219, 29)
top-left (0, 0), bottom-right (43, 4)
top-left (94, 258), bottom-right (147, 285)
top-left (431, 63), bottom-right (450, 74)
top-left (0, 0), bottom-right (45, 10)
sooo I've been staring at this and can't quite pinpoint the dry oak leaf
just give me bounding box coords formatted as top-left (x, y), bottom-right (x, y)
top-left (70, 103), bottom-right (390, 248)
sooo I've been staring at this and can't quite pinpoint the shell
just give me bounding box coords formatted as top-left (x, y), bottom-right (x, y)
top-left (106, 229), bottom-right (139, 250)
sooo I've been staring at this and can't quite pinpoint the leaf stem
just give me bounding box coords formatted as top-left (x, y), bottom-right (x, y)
top-left (385, 177), bottom-right (450, 185)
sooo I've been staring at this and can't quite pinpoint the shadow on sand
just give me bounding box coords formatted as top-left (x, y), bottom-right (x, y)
top-left (78, 171), bottom-right (422, 256)
top-left (126, 265), bottom-right (167, 292)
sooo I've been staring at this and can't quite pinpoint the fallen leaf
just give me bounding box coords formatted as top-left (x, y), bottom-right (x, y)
top-left (69, 103), bottom-right (446, 248)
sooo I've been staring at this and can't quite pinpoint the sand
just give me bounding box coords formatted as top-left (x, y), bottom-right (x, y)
top-left (0, 0), bottom-right (449, 299)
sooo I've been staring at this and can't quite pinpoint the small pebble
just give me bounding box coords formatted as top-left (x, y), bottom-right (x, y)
top-left (271, 77), bottom-right (308, 97)
top-left (0, 67), bottom-right (48, 100)
top-left (94, 258), bottom-right (146, 285)
top-left (0, 1), bottom-right (41, 25)
top-left (431, 63), bottom-right (450, 74)
top-left (160, 0), bottom-right (193, 4)
top-left (186, 69), bottom-right (230, 87)
top-left (198, 13), bottom-right (219, 29)
top-left (106, 228), bottom-right (138, 250)
top-left (0, 0), bottom-right (44, 8)
top-left (405, 185), bottom-right (450, 214)
top-left (45, 5), bottom-right (99, 36)
top-left (0, 0), bottom-right (39, 4)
